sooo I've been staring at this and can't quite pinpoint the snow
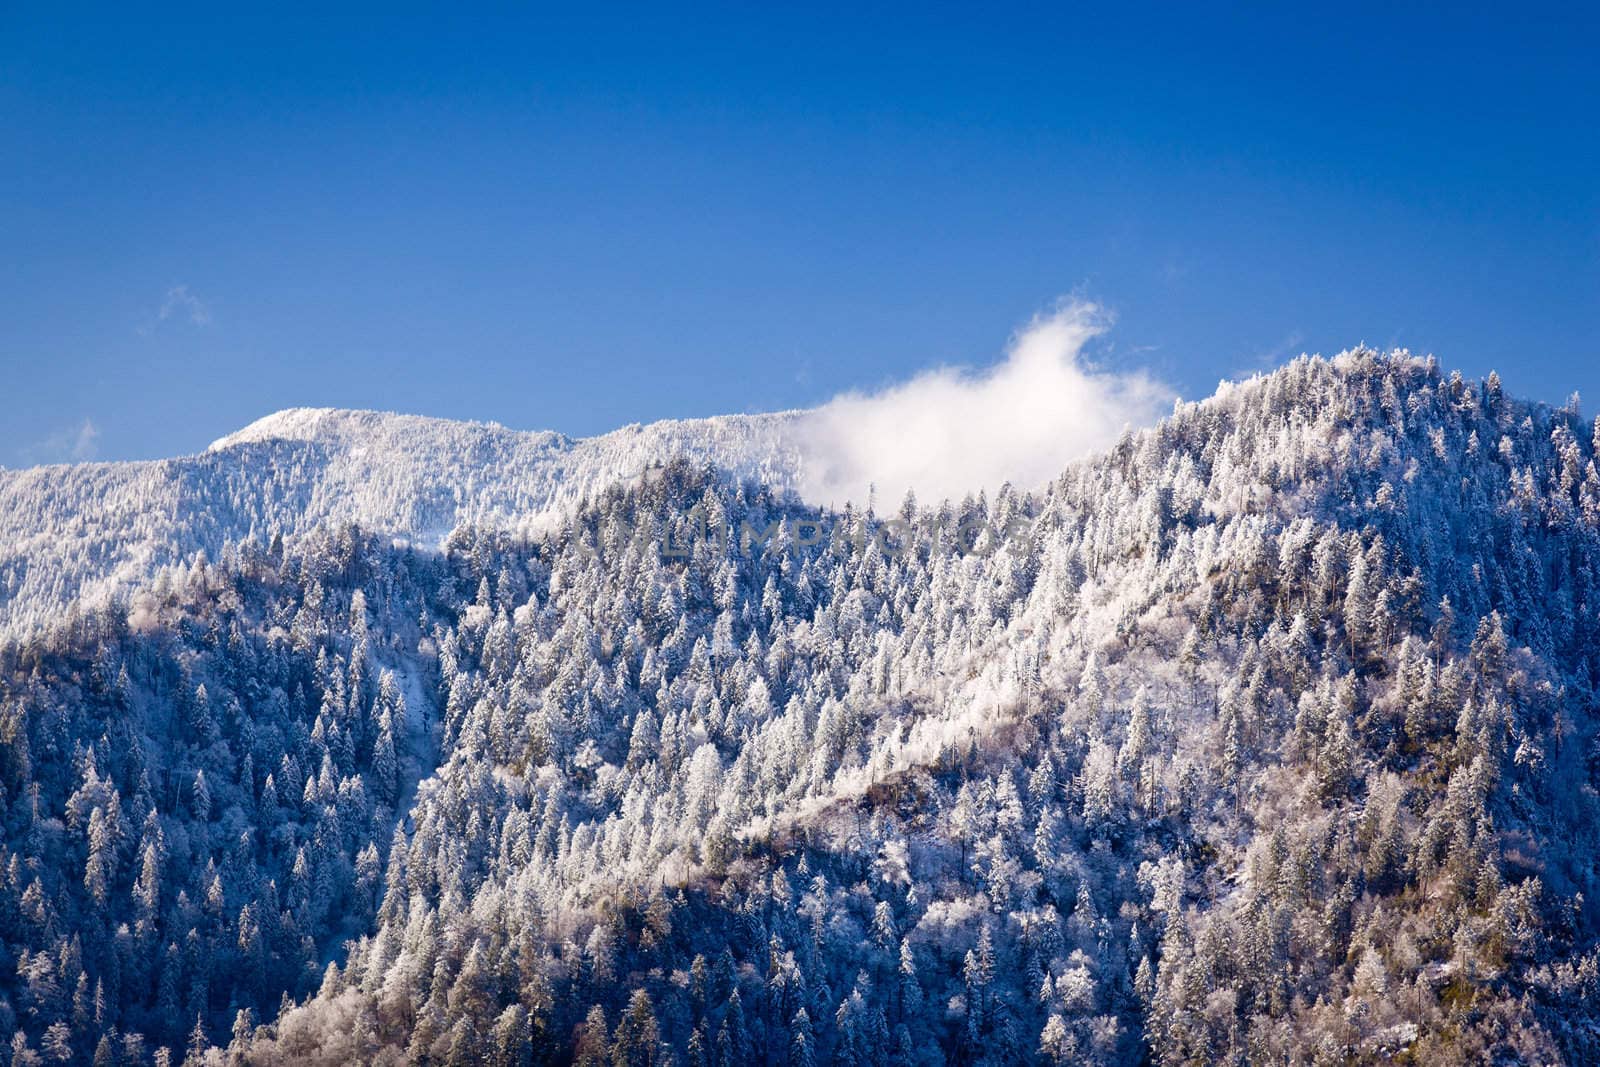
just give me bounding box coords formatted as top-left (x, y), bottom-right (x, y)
top-left (5, 348), bottom-right (1598, 1064)
top-left (0, 405), bottom-right (804, 638)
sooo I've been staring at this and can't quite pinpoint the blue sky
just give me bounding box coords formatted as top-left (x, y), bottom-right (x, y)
top-left (3, 4), bottom-right (1597, 466)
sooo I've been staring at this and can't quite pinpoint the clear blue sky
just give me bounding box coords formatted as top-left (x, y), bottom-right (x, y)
top-left (3, 4), bottom-right (1597, 465)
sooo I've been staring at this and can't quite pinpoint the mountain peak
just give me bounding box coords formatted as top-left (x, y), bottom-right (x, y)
top-left (207, 407), bottom-right (529, 453)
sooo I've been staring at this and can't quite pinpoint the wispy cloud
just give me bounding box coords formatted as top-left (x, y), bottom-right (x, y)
top-left (139, 284), bottom-right (211, 334)
top-left (21, 418), bottom-right (100, 466)
top-left (795, 299), bottom-right (1175, 507)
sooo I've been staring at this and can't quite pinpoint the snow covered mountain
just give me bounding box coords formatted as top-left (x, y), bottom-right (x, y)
top-left (0, 406), bottom-right (801, 637)
top-left (2, 351), bottom-right (1599, 1065)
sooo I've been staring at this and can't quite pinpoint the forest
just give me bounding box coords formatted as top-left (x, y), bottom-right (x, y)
top-left (1, 351), bottom-right (1598, 1064)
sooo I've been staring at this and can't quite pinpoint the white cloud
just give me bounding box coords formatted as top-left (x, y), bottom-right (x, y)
top-left (795, 299), bottom-right (1173, 507)
top-left (22, 418), bottom-right (100, 465)
top-left (141, 285), bottom-right (211, 333)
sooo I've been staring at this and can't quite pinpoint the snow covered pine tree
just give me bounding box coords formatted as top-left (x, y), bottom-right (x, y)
top-left (0, 351), bottom-right (1596, 1063)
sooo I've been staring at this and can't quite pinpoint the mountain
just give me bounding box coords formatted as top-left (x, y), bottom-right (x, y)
top-left (0, 407), bottom-right (800, 638)
top-left (1, 350), bottom-right (1598, 1065)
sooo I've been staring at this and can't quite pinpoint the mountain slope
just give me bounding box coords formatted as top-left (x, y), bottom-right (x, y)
top-left (0, 407), bottom-right (801, 638)
top-left (2, 351), bottom-right (1599, 1065)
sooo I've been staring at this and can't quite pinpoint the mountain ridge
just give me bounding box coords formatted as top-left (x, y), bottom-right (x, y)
top-left (0, 403), bottom-right (805, 637)
top-left (207, 407), bottom-right (575, 453)
top-left (0, 346), bottom-right (1436, 640)
top-left (3, 350), bottom-right (1600, 1063)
